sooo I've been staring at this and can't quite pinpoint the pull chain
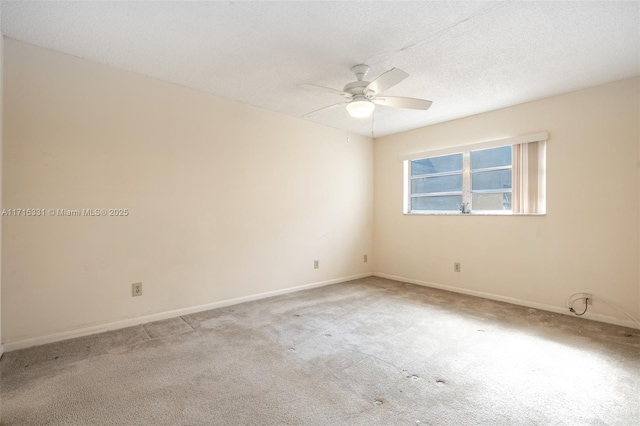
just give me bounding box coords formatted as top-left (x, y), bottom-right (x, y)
top-left (371, 109), bottom-right (375, 138)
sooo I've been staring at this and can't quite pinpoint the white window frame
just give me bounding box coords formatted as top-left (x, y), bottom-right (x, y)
top-left (408, 152), bottom-right (465, 212)
top-left (469, 148), bottom-right (513, 213)
top-left (402, 132), bottom-right (548, 215)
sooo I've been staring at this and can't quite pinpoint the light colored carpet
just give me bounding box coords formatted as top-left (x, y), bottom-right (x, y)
top-left (1, 276), bottom-right (638, 425)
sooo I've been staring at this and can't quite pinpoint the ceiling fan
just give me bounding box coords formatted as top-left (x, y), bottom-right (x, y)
top-left (300, 64), bottom-right (432, 119)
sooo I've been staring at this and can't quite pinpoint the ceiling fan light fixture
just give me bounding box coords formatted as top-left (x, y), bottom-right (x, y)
top-left (346, 97), bottom-right (375, 118)
top-left (301, 65), bottom-right (431, 120)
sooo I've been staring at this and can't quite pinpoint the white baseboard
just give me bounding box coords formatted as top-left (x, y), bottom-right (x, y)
top-left (374, 272), bottom-right (639, 330)
top-left (4, 272), bottom-right (373, 352)
top-left (6, 270), bottom-right (635, 352)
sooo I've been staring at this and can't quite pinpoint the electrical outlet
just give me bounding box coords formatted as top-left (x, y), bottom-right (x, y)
top-left (314, 260), bottom-right (319, 269)
top-left (132, 282), bottom-right (142, 297)
top-left (454, 262), bottom-right (461, 272)
top-left (364, 254), bottom-right (368, 263)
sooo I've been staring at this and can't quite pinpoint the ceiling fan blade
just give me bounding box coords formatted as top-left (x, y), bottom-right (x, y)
top-left (365, 68), bottom-right (409, 95)
top-left (302, 101), bottom-right (349, 117)
top-left (373, 96), bottom-right (433, 110)
top-left (299, 84), bottom-right (352, 98)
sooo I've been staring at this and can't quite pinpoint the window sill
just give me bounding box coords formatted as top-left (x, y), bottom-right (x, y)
top-left (404, 211), bottom-right (546, 216)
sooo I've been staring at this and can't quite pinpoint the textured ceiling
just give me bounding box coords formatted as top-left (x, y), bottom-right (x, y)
top-left (2, 1), bottom-right (639, 137)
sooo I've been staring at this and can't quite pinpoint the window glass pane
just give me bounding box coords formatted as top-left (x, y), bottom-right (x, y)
top-left (411, 153), bottom-right (463, 176)
top-left (411, 195), bottom-right (462, 211)
top-left (471, 146), bottom-right (512, 170)
top-left (411, 174), bottom-right (462, 194)
top-left (472, 169), bottom-right (512, 191)
top-left (472, 192), bottom-right (512, 211)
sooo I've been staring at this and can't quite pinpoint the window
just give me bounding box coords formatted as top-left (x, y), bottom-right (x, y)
top-left (471, 145), bottom-right (512, 211)
top-left (409, 153), bottom-right (463, 211)
top-left (405, 137), bottom-right (546, 215)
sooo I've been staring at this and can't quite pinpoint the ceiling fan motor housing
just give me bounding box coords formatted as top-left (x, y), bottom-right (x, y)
top-left (343, 81), bottom-right (373, 97)
top-left (345, 64), bottom-right (384, 98)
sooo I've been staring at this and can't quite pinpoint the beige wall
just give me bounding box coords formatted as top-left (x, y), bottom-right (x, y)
top-left (2, 40), bottom-right (373, 346)
top-left (374, 77), bottom-right (640, 326)
top-left (2, 39), bottom-right (638, 349)
top-left (0, 22), bottom-right (4, 355)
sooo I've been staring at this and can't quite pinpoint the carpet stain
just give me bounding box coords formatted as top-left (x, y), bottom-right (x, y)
top-left (373, 399), bottom-right (383, 406)
top-left (436, 379), bottom-right (446, 386)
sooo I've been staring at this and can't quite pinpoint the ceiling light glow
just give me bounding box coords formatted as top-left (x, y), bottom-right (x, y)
top-left (346, 97), bottom-right (375, 118)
